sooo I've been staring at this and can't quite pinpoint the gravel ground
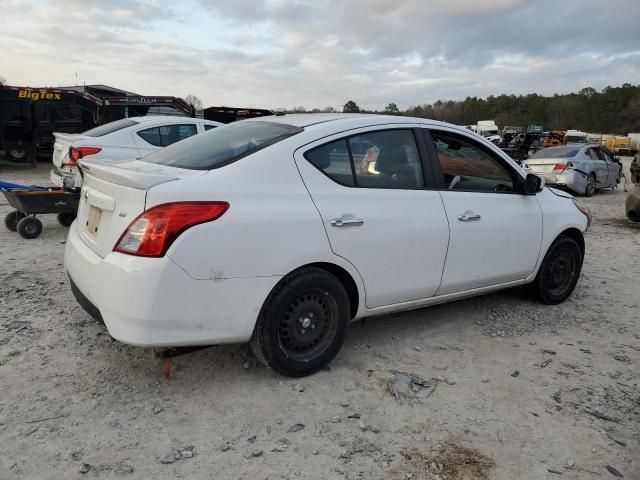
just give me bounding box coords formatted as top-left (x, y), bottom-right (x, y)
top-left (0, 158), bottom-right (638, 480)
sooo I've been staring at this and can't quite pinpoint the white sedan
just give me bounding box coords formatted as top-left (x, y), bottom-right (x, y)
top-left (65, 114), bottom-right (591, 377)
top-left (50, 116), bottom-right (222, 189)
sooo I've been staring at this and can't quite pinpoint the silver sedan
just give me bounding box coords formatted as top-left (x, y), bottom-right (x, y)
top-left (522, 145), bottom-right (622, 196)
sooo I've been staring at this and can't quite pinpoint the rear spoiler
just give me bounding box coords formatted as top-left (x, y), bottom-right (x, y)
top-left (78, 159), bottom-right (182, 190)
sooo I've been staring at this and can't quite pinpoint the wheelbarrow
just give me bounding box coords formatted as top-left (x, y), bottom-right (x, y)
top-left (2, 180), bottom-right (80, 239)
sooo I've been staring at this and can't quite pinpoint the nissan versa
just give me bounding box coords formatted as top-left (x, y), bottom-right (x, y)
top-left (65, 114), bottom-right (591, 377)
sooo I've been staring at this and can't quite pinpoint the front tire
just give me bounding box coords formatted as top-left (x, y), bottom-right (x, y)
top-left (250, 267), bottom-right (350, 377)
top-left (531, 235), bottom-right (583, 304)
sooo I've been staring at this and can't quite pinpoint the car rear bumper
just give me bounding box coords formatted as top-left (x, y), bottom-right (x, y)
top-left (64, 221), bottom-right (281, 347)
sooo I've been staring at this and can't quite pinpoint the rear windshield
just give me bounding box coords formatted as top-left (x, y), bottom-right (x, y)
top-left (530, 147), bottom-right (580, 159)
top-left (83, 118), bottom-right (138, 137)
top-left (142, 121), bottom-right (303, 170)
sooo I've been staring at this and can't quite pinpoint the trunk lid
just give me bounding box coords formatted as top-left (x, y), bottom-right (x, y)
top-left (75, 159), bottom-right (205, 258)
top-left (52, 132), bottom-right (88, 167)
top-left (523, 158), bottom-right (566, 174)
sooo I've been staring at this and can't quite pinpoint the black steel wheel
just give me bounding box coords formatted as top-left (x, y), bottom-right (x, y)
top-left (584, 173), bottom-right (597, 197)
top-left (4, 211), bottom-right (25, 232)
top-left (57, 212), bottom-right (76, 227)
top-left (16, 216), bottom-right (43, 239)
top-left (250, 267), bottom-right (350, 377)
top-left (531, 235), bottom-right (583, 304)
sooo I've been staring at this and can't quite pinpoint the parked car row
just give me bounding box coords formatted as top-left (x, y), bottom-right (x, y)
top-left (63, 114), bottom-right (591, 376)
top-left (50, 116), bottom-right (222, 190)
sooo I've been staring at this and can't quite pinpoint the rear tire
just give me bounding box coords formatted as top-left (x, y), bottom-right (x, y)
top-left (17, 216), bottom-right (43, 239)
top-left (250, 267), bottom-right (350, 377)
top-left (4, 211), bottom-right (25, 232)
top-left (531, 235), bottom-right (583, 304)
top-left (7, 149), bottom-right (27, 163)
top-left (57, 212), bottom-right (76, 227)
top-left (584, 173), bottom-right (597, 197)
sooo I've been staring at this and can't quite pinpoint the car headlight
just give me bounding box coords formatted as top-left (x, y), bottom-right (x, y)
top-left (573, 199), bottom-right (592, 229)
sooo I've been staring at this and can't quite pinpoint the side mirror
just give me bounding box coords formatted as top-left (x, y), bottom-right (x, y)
top-left (524, 173), bottom-right (544, 194)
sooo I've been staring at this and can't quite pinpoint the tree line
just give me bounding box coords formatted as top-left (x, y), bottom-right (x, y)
top-left (285, 84), bottom-right (640, 134)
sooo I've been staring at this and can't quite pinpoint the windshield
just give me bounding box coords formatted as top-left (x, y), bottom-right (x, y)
top-left (142, 121), bottom-right (302, 170)
top-left (83, 118), bottom-right (138, 137)
top-left (565, 135), bottom-right (587, 144)
top-left (530, 147), bottom-right (580, 159)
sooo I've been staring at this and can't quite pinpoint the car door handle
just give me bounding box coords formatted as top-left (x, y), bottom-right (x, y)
top-left (331, 217), bottom-right (364, 227)
top-left (457, 211), bottom-right (481, 222)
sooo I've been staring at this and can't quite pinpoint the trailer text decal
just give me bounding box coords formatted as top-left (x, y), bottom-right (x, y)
top-left (18, 90), bottom-right (62, 101)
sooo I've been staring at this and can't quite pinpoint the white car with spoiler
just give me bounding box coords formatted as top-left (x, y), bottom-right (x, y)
top-left (51, 116), bottom-right (222, 189)
top-left (65, 114), bottom-right (591, 377)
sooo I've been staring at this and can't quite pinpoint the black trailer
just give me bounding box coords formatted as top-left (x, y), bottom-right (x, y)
top-left (0, 84), bottom-right (194, 166)
top-left (203, 106), bottom-right (275, 124)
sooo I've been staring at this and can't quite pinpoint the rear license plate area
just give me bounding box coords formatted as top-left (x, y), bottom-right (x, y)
top-left (87, 206), bottom-right (102, 236)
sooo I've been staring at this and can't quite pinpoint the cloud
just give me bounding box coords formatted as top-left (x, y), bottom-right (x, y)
top-left (0, 0), bottom-right (638, 109)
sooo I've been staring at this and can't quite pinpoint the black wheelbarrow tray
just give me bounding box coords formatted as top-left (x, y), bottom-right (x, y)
top-left (2, 188), bottom-right (80, 239)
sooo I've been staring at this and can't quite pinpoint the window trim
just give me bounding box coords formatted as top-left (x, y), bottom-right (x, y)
top-left (423, 128), bottom-right (527, 195)
top-left (303, 127), bottom-right (432, 191)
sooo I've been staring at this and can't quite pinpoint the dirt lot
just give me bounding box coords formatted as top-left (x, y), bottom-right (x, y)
top-left (1, 159), bottom-right (638, 480)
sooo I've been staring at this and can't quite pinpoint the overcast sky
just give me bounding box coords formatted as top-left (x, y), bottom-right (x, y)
top-left (1, 0), bottom-right (639, 110)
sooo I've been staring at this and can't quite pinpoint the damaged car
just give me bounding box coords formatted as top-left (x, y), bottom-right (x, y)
top-left (522, 145), bottom-right (622, 196)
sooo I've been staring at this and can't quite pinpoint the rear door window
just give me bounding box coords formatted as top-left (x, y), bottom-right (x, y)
top-left (306, 140), bottom-right (355, 186)
top-left (305, 129), bottom-right (424, 189)
top-left (137, 124), bottom-right (198, 147)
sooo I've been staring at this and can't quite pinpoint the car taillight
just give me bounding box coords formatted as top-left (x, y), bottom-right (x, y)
top-left (114, 202), bottom-right (229, 257)
top-left (553, 163), bottom-right (567, 172)
top-left (65, 146), bottom-right (102, 166)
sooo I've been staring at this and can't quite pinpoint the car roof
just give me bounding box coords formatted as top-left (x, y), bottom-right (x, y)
top-left (127, 116), bottom-right (220, 125)
top-left (247, 112), bottom-right (457, 130)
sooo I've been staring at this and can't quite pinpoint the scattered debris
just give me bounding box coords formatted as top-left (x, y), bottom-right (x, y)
top-left (247, 435), bottom-right (256, 444)
top-left (547, 468), bottom-right (564, 475)
top-left (540, 359), bottom-right (553, 368)
top-left (244, 449), bottom-right (263, 459)
top-left (287, 423), bottom-right (305, 433)
top-left (160, 453), bottom-right (176, 464)
top-left (79, 463), bottom-right (91, 474)
top-left (613, 353), bottom-right (631, 363)
top-left (387, 371), bottom-right (435, 404)
top-left (152, 407), bottom-right (163, 415)
top-left (294, 384), bottom-right (305, 393)
top-left (181, 450), bottom-right (193, 459)
top-left (403, 440), bottom-right (494, 480)
top-left (542, 349), bottom-right (557, 355)
top-left (113, 465), bottom-right (134, 475)
top-left (5, 320), bottom-right (30, 331)
top-left (511, 370), bottom-right (520, 377)
top-left (552, 391), bottom-right (562, 403)
top-left (606, 465), bottom-right (624, 477)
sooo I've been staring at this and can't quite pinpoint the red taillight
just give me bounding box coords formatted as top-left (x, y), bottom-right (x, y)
top-left (553, 163), bottom-right (567, 172)
top-left (65, 146), bottom-right (102, 166)
top-left (114, 202), bottom-right (230, 257)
